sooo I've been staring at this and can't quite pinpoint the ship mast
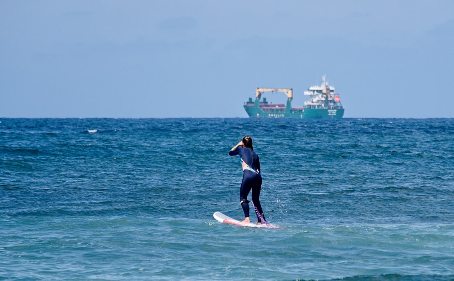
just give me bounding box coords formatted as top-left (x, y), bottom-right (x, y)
top-left (321, 75), bottom-right (330, 107)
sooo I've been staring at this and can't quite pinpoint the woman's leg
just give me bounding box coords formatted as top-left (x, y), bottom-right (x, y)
top-left (240, 175), bottom-right (252, 219)
top-left (251, 176), bottom-right (266, 223)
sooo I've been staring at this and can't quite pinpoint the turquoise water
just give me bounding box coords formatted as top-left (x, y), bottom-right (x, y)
top-left (1, 118), bottom-right (453, 280)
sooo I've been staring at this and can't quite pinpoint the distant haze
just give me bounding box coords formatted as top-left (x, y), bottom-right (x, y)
top-left (1, 0), bottom-right (453, 118)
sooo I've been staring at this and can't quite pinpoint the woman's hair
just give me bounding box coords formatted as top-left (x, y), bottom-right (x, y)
top-left (242, 136), bottom-right (253, 150)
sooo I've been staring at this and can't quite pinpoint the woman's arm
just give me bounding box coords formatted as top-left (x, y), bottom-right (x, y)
top-left (228, 141), bottom-right (244, 156)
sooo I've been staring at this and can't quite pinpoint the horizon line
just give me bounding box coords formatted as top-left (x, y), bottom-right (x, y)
top-left (1, 116), bottom-right (454, 120)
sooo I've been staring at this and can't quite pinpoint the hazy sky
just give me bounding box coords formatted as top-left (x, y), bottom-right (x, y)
top-left (1, 0), bottom-right (453, 118)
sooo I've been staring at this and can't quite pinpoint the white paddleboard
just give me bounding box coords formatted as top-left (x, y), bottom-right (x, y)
top-left (213, 211), bottom-right (279, 229)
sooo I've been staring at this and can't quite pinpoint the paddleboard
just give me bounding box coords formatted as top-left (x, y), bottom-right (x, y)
top-left (213, 211), bottom-right (278, 229)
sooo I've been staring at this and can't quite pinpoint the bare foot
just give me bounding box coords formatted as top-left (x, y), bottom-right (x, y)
top-left (240, 217), bottom-right (250, 224)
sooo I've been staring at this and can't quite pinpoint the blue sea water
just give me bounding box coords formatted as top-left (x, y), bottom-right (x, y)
top-left (0, 118), bottom-right (453, 281)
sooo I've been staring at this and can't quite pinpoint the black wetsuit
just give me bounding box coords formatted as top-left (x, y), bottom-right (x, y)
top-left (229, 146), bottom-right (266, 223)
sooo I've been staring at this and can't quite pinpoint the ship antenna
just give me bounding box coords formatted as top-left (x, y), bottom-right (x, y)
top-left (322, 75), bottom-right (327, 86)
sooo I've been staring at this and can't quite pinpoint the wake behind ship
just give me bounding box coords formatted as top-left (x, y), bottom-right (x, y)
top-left (244, 76), bottom-right (344, 119)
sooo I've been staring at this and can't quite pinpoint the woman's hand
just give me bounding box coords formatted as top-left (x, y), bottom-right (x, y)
top-left (229, 140), bottom-right (244, 154)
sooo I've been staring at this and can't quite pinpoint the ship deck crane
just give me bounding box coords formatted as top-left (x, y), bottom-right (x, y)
top-left (255, 88), bottom-right (293, 100)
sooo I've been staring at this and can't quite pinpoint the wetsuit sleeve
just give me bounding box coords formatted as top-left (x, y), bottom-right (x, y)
top-left (256, 155), bottom-right (261, 172)
top-left (229, 146), bottom-right (242, 156)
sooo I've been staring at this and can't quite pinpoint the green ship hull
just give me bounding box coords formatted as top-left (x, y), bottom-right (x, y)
top-left (244, 99), bottom-right (344, 119)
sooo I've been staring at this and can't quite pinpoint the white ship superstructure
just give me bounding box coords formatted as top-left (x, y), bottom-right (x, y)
top-left (303, 76), bottom-right (342, 110)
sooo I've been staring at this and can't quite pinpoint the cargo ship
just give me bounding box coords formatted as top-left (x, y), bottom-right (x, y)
top-left (244, 76), bottom-right (344, 119)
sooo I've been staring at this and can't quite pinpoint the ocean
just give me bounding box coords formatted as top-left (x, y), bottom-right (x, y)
top-left (0, 118), bottom-right (453, 280)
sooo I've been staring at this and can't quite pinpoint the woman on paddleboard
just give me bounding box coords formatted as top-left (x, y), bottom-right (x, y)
top-left (229, 136), bottom-right (267, 225)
